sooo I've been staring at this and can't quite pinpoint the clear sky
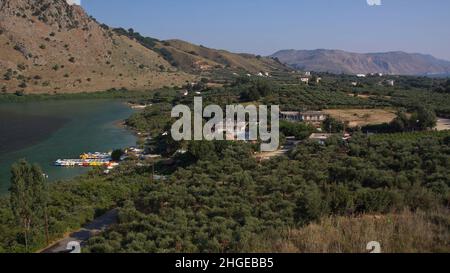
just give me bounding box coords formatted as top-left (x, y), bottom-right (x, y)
top-left (81, 0), bottom-right (450, 60)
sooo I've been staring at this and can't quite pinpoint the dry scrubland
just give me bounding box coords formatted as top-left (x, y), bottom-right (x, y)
top-left (0, 0), bottom-right (194, 94)
top-left (246, 210), bottom-right (450, 253)
top-left (0, 0), bottom-right (285, 94)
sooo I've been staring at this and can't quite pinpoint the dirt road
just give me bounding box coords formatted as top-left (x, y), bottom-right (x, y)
top-left (41, 209), bottom-right (118, 253)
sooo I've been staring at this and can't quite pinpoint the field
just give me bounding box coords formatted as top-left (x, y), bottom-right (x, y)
top-left (323, 108), bottom-right (397, 127)
top-left (436, 118), bottom-right (450, 131)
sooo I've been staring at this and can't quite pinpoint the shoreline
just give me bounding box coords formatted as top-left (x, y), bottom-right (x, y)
top-left (0, 88), bottom-right (154, 104)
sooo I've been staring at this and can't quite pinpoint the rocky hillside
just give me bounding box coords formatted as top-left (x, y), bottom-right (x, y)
top-left (271, 49), bottom-right (450, 75)
top-left (0, 0), bottom-right (193, 94)
top-left (109, 28), bottom-right (288, 76)
top-left (0, 0), bottom-right (288, 94)
top-left (155, 39), bottom-right (287, 74)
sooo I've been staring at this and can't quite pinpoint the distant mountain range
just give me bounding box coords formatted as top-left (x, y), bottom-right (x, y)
top-left (271, 49), bottom-right (450, 76)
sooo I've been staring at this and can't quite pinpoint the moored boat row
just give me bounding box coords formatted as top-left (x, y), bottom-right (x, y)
top-left (54, 151), bottom-right (117, 168)
top-left (54, 159), bottom-right (118, 167)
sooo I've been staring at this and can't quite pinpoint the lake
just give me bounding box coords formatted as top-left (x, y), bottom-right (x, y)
top-left (0, 100), bottom-right (137, 194)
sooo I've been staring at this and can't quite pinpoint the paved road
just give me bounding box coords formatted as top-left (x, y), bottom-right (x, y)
top-left (41, 209), bottom-right (118, 253)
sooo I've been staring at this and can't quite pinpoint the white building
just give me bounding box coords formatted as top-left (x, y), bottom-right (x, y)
top-left (280, 111), bottom-right (328, 123)
top-left (356, 74), bottom-right (367, 78)
top-left (386, 80), bottom-right (395, 86)
top-left (300, 77), bottom-right (310, 84)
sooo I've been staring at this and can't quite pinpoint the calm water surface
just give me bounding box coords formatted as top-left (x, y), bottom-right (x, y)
top-left (0, 100), bottom-right (137, 194)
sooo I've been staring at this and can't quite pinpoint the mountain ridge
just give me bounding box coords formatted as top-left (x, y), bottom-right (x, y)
top-left (271, 49), bottom-right (450, 75)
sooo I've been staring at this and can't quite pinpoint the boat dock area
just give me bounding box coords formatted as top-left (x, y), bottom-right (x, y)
top-left (54, 147), bottom-right (149, 170)
top-left (54, 159), bottom-right (117, 167)
top-left (54, 152), bottom-right (117, 168)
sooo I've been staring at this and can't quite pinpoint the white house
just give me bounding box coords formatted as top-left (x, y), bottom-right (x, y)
top-left (300, 77), bottom-right (309, 84)
top-left (356, 74), bottom-right (367, 78)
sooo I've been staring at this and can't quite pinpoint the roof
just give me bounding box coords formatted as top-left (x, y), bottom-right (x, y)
top-left (280, 111), bottom-right (301, 116)
top-left (281, 111), bottom-right (327, 116)
top-left (301, 111), bottom-right (326, 116)
top-left (309, 133), bottom-right (332, 140)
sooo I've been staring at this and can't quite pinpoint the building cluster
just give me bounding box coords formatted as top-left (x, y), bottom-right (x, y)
top-left (297, 71), bottom-right (321, 84)
top-left (280, 111), bottom-right (328, 126)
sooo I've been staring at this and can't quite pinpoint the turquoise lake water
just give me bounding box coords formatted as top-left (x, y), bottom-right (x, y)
top-left (0, 100), bottom-right (137, 194)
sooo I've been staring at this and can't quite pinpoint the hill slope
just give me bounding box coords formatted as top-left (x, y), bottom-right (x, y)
top-left (0, 0), bottom-right (288, 94)
top-left (110, 28), bottom-right (288, 75)
top-left (271, 49), bottom-right (450, 75)
top-left (0, 0), bottom-right (194, 94)
top-left (156, 39), bottom-right (287, 74)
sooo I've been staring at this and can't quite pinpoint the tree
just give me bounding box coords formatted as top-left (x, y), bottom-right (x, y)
top-left (188, 140), bottom-right (217, 161)
top-left (322, 117), bottom-right (345, 133)
top-left (414, 106), bottom-right (437, 130)
top-left (390, 110), bottom-right (410, 132)
top-left (9, 160), bottom-right (47, 252)
top-left (280, 120), bottom-right (315, 140)
top-left (111, 149), bottom-right (125, 162)
top-left (294, 185), bottom-right (324, 226)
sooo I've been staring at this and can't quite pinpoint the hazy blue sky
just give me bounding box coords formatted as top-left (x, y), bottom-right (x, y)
top-left (82, 0), bottom-right (450, 60)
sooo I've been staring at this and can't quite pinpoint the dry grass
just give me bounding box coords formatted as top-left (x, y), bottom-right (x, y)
top-left (324, 108), bottom-right (397, 127)
top-left (246, 210), bottom-right (450, 253)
